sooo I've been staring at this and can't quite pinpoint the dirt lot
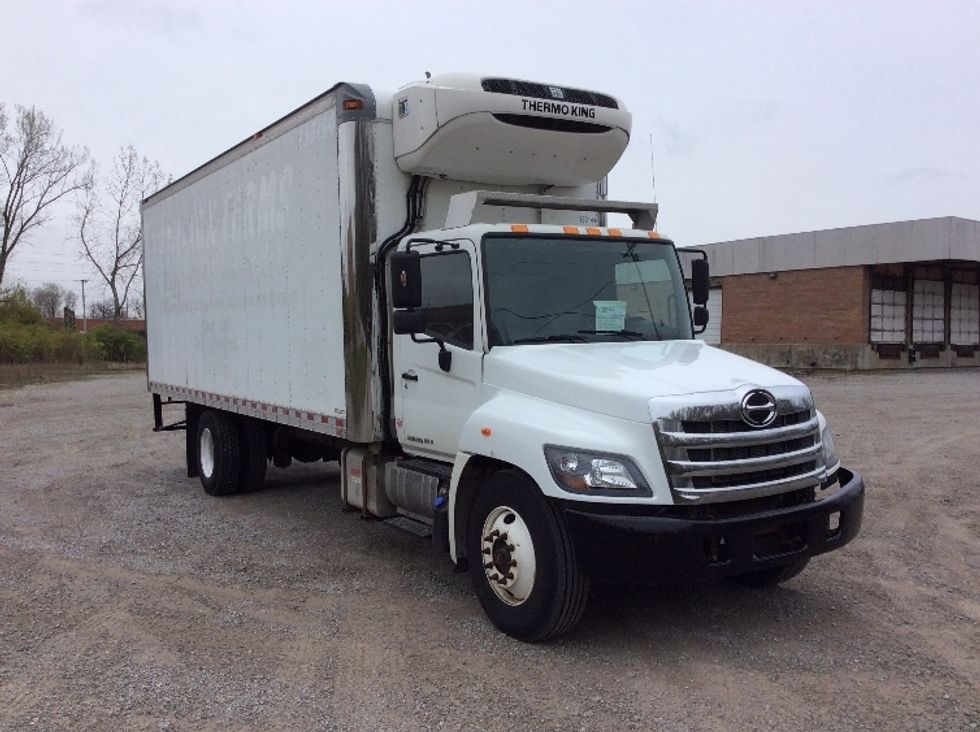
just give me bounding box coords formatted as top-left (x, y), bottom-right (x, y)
top-left (0, 370), bottom-right (977, 731)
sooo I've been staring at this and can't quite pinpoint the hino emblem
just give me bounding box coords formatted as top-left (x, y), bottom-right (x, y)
top-left (740, 389), bottom-right (778, 428)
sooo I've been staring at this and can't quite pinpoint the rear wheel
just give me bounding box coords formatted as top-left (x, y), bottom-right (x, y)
top-left (196, 410), bottom-right (241, 496)
top-left (731, 558), bottom-right (810, 588)
top-left (467, 470), bottom-right (589, 641)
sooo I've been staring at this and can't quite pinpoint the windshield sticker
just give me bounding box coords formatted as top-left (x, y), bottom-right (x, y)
top-left (594, 300), bottom-right (627, 331)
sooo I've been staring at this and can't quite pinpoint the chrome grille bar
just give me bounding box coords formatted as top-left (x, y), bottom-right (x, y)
top-left (658, 415), bottom-right (819, 449)
top-left (668, 443), bottom-right (823, 478)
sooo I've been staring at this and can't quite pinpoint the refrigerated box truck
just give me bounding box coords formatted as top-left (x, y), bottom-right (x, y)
top-left (144, 73), bottom-right (864, 641)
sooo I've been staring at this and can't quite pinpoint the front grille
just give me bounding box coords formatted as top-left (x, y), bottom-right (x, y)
top-left (481, 78), bottom-right (619, 109)
top-left (657, 403), bottom-right (826, 504)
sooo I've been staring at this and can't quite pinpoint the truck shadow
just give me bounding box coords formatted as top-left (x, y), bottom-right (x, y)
top-left (571, 574), bottom-right (847, 648)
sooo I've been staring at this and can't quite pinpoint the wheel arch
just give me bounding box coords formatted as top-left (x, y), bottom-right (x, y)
top-left (449, 453), bottom-right (535, 567)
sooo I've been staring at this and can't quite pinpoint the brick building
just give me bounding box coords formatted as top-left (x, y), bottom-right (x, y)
top-left (695, 217), bottom-right (980, 369)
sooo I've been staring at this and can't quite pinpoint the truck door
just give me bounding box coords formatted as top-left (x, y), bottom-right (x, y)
top-left (393, 240), bottom-right (483, 460)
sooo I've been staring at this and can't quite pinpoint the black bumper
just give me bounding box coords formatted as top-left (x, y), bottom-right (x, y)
top-left (560, 468), bottom-right (864, 583)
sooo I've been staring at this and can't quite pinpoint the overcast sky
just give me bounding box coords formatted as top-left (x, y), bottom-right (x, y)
top-left (3, 0), bottom-right (978, 305)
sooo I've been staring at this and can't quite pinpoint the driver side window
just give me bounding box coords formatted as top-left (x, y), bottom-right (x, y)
top-left (420, 251), bottom-right (474, 349)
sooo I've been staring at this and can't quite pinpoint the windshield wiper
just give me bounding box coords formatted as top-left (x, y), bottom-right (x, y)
top-left (577, 329), bottom-right (646, 340)
top-left (512, 333), bottom-right (589, 344)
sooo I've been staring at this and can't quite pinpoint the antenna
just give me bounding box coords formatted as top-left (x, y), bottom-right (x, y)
top-left (649, 133), bottom-right (657, 204)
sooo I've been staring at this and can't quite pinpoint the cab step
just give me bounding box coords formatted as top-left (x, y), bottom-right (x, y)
top-left (384, 515), bottom-right (432, 538)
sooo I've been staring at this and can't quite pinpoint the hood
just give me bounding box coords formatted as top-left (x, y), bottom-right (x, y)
top-left (483, 341), bottom-right (804, 423)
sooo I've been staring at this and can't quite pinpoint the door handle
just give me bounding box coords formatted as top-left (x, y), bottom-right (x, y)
top-left (401, 370), bottom-right (418, 382)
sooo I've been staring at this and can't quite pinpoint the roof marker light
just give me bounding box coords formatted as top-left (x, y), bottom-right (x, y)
top-left (563, 226), bottom-right (580, 235)
top-left (608, 228), bottom-right (623, 237)
top-left (647, 231), bottom-right (662, 239)
top-left (342, 99), bottom-right (364, 110)
top-left (511, 224), bottom-right (529, 233)
top-left (586, 227), bottom-right (601, 236)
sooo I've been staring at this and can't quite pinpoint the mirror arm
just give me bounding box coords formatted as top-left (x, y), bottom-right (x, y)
top-left (409, 333), bottom-right (453, 372)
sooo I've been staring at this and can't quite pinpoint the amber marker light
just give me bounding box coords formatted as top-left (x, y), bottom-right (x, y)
top-left (563, 226), bottom-right (580, 235)
top-left (481, 427), bottom-right (493, 437)
top-left (608, 228), bottom-right (623, 237)
top-left (586, 227), bottom-right (601, 236)
top-left (647, 231), bottom-right (662, 239)
top-left (342, 99), bottom-right (364, 110)
top-left (511, 224), bottom-right (529, 233)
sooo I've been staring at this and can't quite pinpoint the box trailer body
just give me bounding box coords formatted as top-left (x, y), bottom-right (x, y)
top-left (144, 74), bottom-right (864, 641)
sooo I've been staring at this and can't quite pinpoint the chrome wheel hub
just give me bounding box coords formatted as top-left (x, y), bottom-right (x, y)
top-left (480, 505), bottom-right (536, 606)
top-left (199, 427), bottom-right (215, 479)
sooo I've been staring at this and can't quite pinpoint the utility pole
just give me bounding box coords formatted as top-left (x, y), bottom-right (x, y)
top-left (79, 279), bottom-right (88, 333)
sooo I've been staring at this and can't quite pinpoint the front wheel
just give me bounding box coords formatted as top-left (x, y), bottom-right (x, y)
top-left (467, 470), bottom-right (589, 641)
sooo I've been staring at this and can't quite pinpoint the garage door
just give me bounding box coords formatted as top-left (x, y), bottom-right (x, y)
top-left (689, 288), bottom-right (722, 344)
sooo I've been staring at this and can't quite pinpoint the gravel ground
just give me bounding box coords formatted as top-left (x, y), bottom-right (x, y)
top-left (0, 370), bottom-right (978, 731)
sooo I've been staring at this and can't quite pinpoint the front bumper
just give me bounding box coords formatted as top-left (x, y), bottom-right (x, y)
top-left (559, 468), bottom-right (864, 582)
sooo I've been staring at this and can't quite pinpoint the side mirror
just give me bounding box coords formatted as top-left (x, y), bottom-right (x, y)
top-left (393, 308), bottom-right (426, 335)
top-left (692, 258), bottom-right (710, 306)
top-left (389, 250), bottom-right (422, 309)
top-left (693, 305), bottom-right (709, 333)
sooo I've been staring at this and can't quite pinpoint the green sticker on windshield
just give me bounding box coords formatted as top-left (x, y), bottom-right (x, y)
top-left (593, 300), bottom-right (627, 331)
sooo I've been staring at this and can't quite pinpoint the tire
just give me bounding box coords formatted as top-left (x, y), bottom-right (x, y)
top-left (236, 417), bottom-right (268, 493)
top-left (196, 410), bottom-right (242, 496)
top-left (467, 470), bottom-right (590, 642)
top-left (731, 558), bottom-right (810, 588)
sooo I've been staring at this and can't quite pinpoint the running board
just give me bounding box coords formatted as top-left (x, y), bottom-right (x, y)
top-left (384, 515), bottom-right (432, 539)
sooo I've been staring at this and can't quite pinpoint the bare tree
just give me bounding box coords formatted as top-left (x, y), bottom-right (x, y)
top-left (89, 299), bottom-right (115, 319)
top-left (64, 289), bottom-right (77, 311)
top-left (30, 281), bottom-right (67, 318)
top-left (77, 146), bottom-right (165, 321)
top-left (1, 104), bottom-right (90, 289)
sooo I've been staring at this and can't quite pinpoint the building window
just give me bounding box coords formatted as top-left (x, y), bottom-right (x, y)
top-left (870, 288), bottom-right (906, 343)
top-left (950, 282), bottom-right (980, 346)
top-left (911, 279), bottom-right (945, 344)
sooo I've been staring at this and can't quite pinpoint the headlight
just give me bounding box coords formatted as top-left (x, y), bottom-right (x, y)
top-left (544, 445), bottom-right (652, 496)
top-left (819, 416), bottom-right (840, 475)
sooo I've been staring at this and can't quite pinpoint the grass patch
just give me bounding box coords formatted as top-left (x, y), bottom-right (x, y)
top-left (0, 361), bottom-right (146, 390)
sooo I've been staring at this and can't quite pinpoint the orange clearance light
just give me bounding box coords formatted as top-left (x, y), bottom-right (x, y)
top-left (647, 231), bottom-right (662, 239)
top-left (563, 226), bottom-right (580, 235)
top-left (511, 224), bottom-right (529, 233)
top-left (342, 99), bottom-right (364, 110)
top-left (481, 427), bottom-right (493, 437)
top-left (586, 227), bottom-right (601, 236)
top-left (608, 228), bottom-right (623, 237)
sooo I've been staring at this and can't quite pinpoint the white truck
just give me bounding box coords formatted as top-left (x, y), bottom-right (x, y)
top-left (143, 73), bottom-right (864, 641)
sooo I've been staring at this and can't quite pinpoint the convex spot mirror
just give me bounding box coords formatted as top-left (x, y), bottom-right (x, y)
top-left (389, 250), bottom-right (422, 309)
top-left (693, 305), bottom-right (709, 332)
top-left (692, 258), bottom-right (710, 305)
top-left (393, 308), bottom-right (426, 335)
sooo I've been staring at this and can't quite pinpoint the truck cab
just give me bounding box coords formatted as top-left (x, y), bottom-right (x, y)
top-left (386, 220), bottom-right (864, 641)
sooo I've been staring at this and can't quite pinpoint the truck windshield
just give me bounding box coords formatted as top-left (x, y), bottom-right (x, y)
top-left (483, 235), bottom-right (693, 347)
